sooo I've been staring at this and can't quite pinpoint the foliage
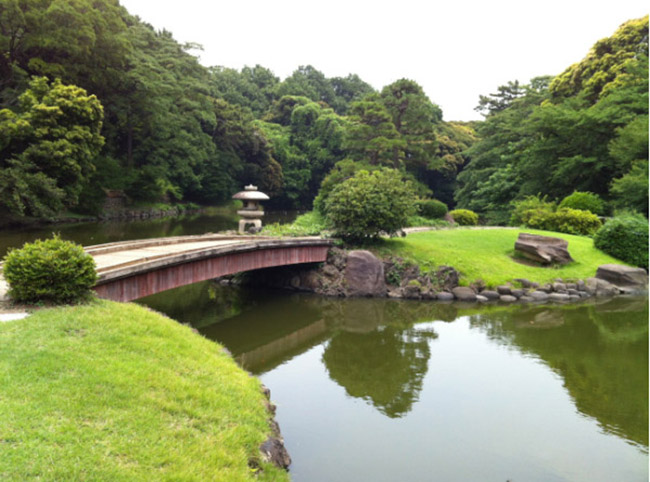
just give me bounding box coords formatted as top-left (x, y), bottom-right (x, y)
top-left (379, 228), bottom-right (624, 288)
top-left (417, 199), bottom-right (448, 219)
top-left (325, 168), bottom-right (417, 240)
top-left (0, 77), bottom-right (104, 217)
top-left (406, 216), bottom-right (450, 228)
top-left (610, 162), bottom-right (649, 215)
top-left (545, 208), bottom-right (602, 236)
top-left (594, 214), bottom-right (649, 269)
top-left (559, 191), bottom-right (606, 215)
top-left (0, 300), bottom-right (288, 481)
top-left (510, 195), bottom-right (557, 226)
top-left (261, 210), bottom-right (326, 236)
top-left (449, 209), bottom-right (478, 226)
top-left (2, 236), bottom-right (97, 304)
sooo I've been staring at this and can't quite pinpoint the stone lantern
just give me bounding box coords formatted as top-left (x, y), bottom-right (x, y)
top-left (232, 184), bottom-right (269, 233)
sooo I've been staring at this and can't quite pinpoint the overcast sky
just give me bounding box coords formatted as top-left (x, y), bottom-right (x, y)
top-left (119, 0), bottom-right (648, 121)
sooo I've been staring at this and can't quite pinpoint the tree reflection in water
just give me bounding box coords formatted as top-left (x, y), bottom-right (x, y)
top-left (320, 298), bottom-right (439, 418)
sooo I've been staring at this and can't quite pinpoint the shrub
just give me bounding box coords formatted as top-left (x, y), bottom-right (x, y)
top-left (325, 168), bottom-right (417, 240)
top-left (262, 211), bottom-right (326, 236)
top-left (520, 207), bottom-right (601, 236)
top-left (417, 199), bottom-right (448, 219)
top-left (559, 191), bottom-right (605, 215)
top-left (510, 195), bottom-right (556, 226)
top-left (2, 236), bottom-right (97, 304)
top-left (549, 208), bottom-right (602, 236)
top-left (594, 214), bottom-right (648, 269)
top-left (449, 209), bottom-right (479, 226)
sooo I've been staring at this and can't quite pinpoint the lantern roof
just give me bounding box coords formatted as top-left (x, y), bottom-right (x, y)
top-left (232, 184), bottom-right (270, 201)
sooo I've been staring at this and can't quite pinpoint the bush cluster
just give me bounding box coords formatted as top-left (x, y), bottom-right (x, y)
top-left (325, 168), bottom-right (416, 240)
top-left (449, 209), bottom-right (479, 226)
top-left (510, 195), bottom-right (601, 235)
top-left (416, 199), bottom-right (448, 219)
top-left (594, 214), bottom-right (648, 269)
top-left (559, 191), bottom-right (605, 215)
top-left (2, 236), bottom-right (97, 304)
top-left (522, 208), bottom-right (602, 236)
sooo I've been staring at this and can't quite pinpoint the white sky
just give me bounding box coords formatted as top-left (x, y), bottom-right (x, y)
top-left (119, 0), bottom-right (648, 121)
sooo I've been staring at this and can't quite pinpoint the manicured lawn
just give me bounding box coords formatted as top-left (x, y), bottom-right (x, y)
top-left (379, 228), bottom-right (625, 287)
top-left (0, 300), bottom-right (287, 481)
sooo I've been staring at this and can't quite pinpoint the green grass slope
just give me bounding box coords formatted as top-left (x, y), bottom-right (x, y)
top-left (380, 228), bottom-right (626, 287)
top-left (0, 300), bottom-right (287, 482)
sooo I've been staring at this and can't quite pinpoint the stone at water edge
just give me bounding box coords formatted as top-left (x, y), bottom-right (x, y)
top-left (452, 286), bottom-right (477, 302)
top-left (500, 295), bottom-right (517, 302)
top-left (344, 250), bottom-right (387, 297)
top-left (480, 290), bottom-right (500, 300)
top-left (595, 264), bottom-right (648, 291)
top-left (514, 233), bottom-right (574, 265)
top-left (585, 277), bottom-right (619, 297)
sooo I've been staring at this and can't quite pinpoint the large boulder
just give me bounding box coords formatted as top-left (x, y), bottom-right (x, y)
top-left (452, 286), bottom-right (477, 302)
top-left (585, 277), bottom-right (620, 297)
top-left (344, 250), bottom-right (387, 297)
top-left (595, 264), bottom-right (648, 294)
top-left (514, 233), bottom-right (574, 265)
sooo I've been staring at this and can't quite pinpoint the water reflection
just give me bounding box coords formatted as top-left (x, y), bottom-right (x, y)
top-left (140, 282), bottom-right (648, 455)
top-left (468, 297), bottom-right (649, 448)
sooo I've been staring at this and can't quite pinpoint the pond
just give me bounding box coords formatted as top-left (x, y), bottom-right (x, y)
top-left (139, 281), bottom-right (649, 482)
top-left (0, 208), bottom-right (298, 257)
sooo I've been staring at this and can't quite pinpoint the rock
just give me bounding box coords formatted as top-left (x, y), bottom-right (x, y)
top-left (578, 291), bottom-right (590, 298)
top-left (552, 282), bottom-right (567, 292)
top-left (476, 295), bottom-right (489, 302)
top-left (327, 248), bottom-right (347, 270)
top-left (569, 295), bottom-right (581, 301)
top-left (299, 271), bottom-right (322, 291)
top-left (480, 290), bottom-right (500, 300)
top-left (566, 283), bottom-right (577, 290)
top-left (436, 266), bottom-right (460, 291)
top-left (437, 291), bottom-right (455, 301)
top-left (595, 264), bottom-right (648, 293)
top-left (421, 290), bottom-right (437, 300)
top-left (290, 275), bottom-right (301, 289)
top-left (322, 264), bottom-right (339, 278)
top-left (403, 284), bottom-right (421, 299)
top-left (567, 289), bottom-right (580, 296)
top-left (511, 289), bottom-right (524, 298)
top-left (344, 250), bottom-right (387, 297)
top-left (500, 295), bottom-right (517, 302)
top-left (576, 280), bottom-right (586, 291)
top-left (585, 277), bottom-right (619, 297)
top-left (388, 288), bottom-right (404, 299)
top-left (259, 438), bottom-right (291, 470)
top-left (514, 233), bottom-right (574, 265)
top-left (529, 291), bottom-right (549, 301)
top-left (519, 295), bottom-right (535, 302)
top-left (497, 285), bottom-right (512, 295)
top-left (539, 283), bottom-right (553, 293)
top-left (452, 286), bottom-right (477, 302)
top-left (549, 293), bottom-right (571, 302)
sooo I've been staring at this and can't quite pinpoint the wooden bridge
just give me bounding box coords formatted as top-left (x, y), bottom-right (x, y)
top-left (87, 235), bottom-right (333, 302)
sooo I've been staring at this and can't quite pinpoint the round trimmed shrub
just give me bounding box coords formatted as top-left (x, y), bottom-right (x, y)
top-left (548, 208), bottom-right (602, 236)
top-left (417, 199), bottom-right (448, 219)
top-left (2, 236), bottom-right (97, 304)
top-left (325, 168), bottom-right (417, 240)
top-left (559, 191), bottom-right (605, 216)
top-left (594, 214), bottom-right (648, 269)
top-left (449, 209), bottom-right (479, 226)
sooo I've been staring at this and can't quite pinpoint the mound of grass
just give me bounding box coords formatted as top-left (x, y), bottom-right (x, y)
top-left (379, 228), bottom-right (625, 287)
top-left (0, 301), bottom-right (287, 481)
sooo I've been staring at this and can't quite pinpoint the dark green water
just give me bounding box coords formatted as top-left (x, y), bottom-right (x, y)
top-left (140, 282), bottom-right (649, 482)
top-left (0, 209), bottom-right (297, 256)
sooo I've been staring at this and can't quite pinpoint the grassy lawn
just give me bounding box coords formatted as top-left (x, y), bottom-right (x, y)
top-left (379, 228), bottom-right (626, 287)
top-left (0, 300), bottom-right (287, 481)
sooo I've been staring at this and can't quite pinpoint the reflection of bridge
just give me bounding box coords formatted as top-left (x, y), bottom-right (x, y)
top-left (89, 235), bottom-right (332, 302)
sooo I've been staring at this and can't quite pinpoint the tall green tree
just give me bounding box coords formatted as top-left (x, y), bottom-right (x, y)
top-left (0, 77), bottom-right (104, 217)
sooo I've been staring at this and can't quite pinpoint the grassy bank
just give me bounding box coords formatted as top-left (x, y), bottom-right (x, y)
top-left (0, 301), bottom-right (287, 481)
top-left (379, 228), bottom-right (625, 287)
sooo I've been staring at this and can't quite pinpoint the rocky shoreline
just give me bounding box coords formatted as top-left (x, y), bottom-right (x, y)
top-left (245, 247), bottom-right (649, 303)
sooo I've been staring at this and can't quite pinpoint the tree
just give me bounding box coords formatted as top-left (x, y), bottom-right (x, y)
top-left (0, 77), bottom-right (104, 217)
top-left (325, 168), bottom-right (417, 240)
top-left (328, 73), bottom-right (375, 114)
top-left (379, 79), bottom-right (442, 174)
top-left (343, 98), bottom-right (405, 166)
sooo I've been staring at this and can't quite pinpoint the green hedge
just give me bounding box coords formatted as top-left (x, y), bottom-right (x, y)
top-left (416, 199), bottom-right (448, 219)
top-left (449, 209), bottom-right (479, 226)
top-left (2, 236), bottom-right (97, 304)
top-left (522, 208), bottom-right (602, 236)
top-left (559, 191), bottom-right (605, 215)
top-left (594, 214), bottom-right (648, 269)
